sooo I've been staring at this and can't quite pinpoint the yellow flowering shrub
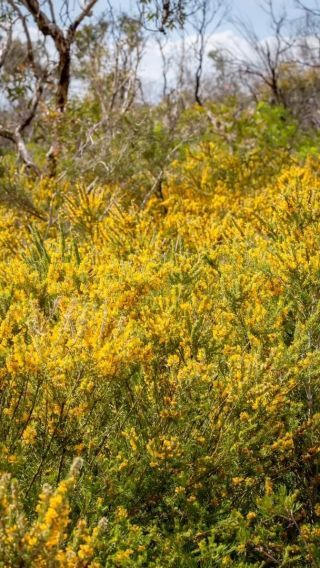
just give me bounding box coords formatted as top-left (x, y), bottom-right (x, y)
top-left (0, 113), bottom-right (320, 565)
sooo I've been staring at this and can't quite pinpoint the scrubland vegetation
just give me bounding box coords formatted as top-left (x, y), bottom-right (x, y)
top-left (1, 0), bottom-right (320, 566)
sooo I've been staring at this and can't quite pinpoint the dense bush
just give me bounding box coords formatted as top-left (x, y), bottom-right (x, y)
top-left (0, 104), bottom-right (320, 566)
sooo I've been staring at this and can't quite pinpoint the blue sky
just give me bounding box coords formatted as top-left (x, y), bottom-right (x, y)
top-left (229, 0), bottom-right (300, 37)
top-left (95, 0), bottom-right (301, 38)
top-left (43, 0), bottom-right (304, 40)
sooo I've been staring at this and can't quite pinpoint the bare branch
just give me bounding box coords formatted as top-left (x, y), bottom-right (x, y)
top-left (19, 0), bottom-right (98, 111)
top-left (296, 0), bottom-right (320, 17)
top-left (0, 21), bottom-right (13, 68)
top-left (14, 129), bottom-right (40, 173)
top-left (191, 0), bottom-right (229, 106)
top-left (0, 76), bottom-right (43, 173)
top-left (68, 0), bottom-right (98, 36)
top-left (231, 0), bottom-right (295, 105)
top-left (47, 0), bottom-right (56, 24)
top-left (20, 0), bottom-right (65, 44)
top-left (7, 0), bottom-right (39, 74)
top-left (0, 127), bottom-right (15, 142)
top-left (18, 78), bottom-right (43, 132)
top-left (0, 120), bottom-right (40, 173)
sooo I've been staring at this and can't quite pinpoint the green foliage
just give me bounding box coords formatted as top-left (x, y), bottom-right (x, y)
top-left (0, 98), bottom-right (320, 566)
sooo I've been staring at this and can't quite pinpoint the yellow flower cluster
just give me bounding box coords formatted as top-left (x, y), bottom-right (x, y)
top-left (0, 146), bottom-right (319, 564)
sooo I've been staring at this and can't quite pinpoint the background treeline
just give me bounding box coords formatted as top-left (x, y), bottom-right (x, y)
top-left (1, 0), bottom-right (320, 183)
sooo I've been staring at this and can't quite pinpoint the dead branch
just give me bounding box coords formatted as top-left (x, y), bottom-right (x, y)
top-left (20, 0), bottom-right (98, 111)
top-left (0, 21), bottom-right (13, 68)
top-left (0, 78), bottom-right (43, 173)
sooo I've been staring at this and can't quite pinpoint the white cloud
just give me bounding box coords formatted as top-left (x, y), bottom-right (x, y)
top-left (139, 29), bottom-right (255, 99)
